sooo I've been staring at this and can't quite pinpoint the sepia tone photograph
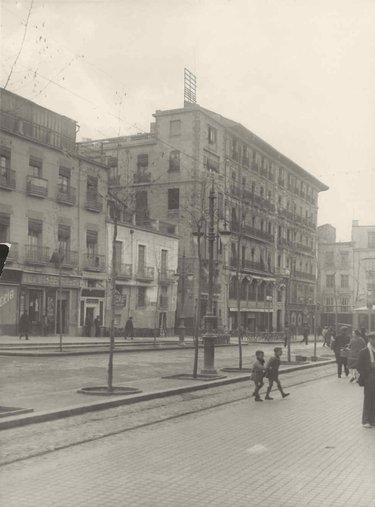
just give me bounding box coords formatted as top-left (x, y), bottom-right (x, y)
top-left (0, 0), bottom-right (375, 505)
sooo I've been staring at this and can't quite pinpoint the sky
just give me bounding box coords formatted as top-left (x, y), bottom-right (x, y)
top-left (1, 0), bottom-right (375, 241)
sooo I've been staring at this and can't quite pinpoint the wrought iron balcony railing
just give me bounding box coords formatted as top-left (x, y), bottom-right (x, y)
top-left (57, 184), bottom-right (76, 206)
top-left (26, 175), bottom-right (48, 198)
top-left (136, 265), bottom-right (154, 281)
top-left (115, 263), bottom-right (132, 279)
top-left (83, 253), bottom-right (105, 271)
top-left (24, 244), bottom-right (50, 265)
top-left (159, 269), bottom-right (176, 283)
top-left (85, 191), bottom-right (103, 213)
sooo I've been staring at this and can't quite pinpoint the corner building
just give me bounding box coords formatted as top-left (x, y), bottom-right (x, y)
top-left (79, 104), bottom-right (328, 334)
top-left (0, 88), bottom-right (108, 336)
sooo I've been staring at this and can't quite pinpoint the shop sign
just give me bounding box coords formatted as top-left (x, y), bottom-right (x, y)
top-left (0, 287), bottom-right (15, 308)
top-left (0, 285), bottom-right (18, 326)
top-left (22, 273), bottom-right (81, 288)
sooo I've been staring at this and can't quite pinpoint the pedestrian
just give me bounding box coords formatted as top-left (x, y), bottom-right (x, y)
top-left (348, 330), bottom-right (366, 383)
top-left (331, 325), bottom-right (350, 378)
top-left (84, 314), bottom-right (92, 337)
top-left (41, 314), bottom-right (48, 336)
top-left (360, 327), bottom-right (368, 344)
top-left (356, 332), bottom-right (375, 428)
top-left (322, 326), bottom-right (328, 347)
top-left (124, 316), bottom-right (134, 340)
top-left (264, 347), bottom-right (290, 400)
top-left (283, 324), bottom-right (290, 348)
top-left (301, 323), bottom-right (309, 345)
top-left (94, 315), bottom-right (101, 337)
top-left (250, 350), bottom-right (266, 402)
top-left (19, 311), bottom-right (31, 340)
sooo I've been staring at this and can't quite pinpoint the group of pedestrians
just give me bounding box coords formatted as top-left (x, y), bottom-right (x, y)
top-left (250, 347), bottom-right (290, 402)
top-left (331, 326), bottom-right (375, 428)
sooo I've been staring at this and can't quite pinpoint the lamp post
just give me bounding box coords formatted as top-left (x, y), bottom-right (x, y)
top-left (175, 250), bottom-right (193, 345)
top-left (266, 294), bottom-right (273, 333)
top-left (192, 180), bottom-right (231, 375)
top-left (285, 268), bottom-right (291, 362)
top-left (361, 258), bottom-right (375, 332)
top-left (50, 247), bottom-right (64, 352)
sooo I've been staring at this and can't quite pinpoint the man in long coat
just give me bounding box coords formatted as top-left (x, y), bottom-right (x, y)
top-left (357, 332), bottom-right (375, 428)
top-left (19, 311), bottom-right (31, 340)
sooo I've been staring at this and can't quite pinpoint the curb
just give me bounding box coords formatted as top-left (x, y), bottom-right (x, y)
top-left (0, 359), bottom-right (335, 430)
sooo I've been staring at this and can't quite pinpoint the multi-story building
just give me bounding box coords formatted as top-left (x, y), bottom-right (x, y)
top-left (0, 88), bottom-right (109, 336)
top-left (317, 220), bottom-right (375, 332)
top-left (352, 220), bottom-right (375, 332)
top-left (79, 103), bottom-right (328, 334)
top-left (106, 220), bottom-right (178, 335)
top-left (317, 225), bottom-right (354, 328)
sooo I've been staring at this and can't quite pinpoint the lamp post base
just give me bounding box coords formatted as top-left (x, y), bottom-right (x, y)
top-left (201, 332), bottom-right (217, 375)
top-left (178, 318), bottom-right (186, 345)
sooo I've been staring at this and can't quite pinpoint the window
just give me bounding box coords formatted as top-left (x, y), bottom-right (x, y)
top-left (0, 213), bottom-right (10, 242)
top-left (341, 274), bottom-right (349, 288)
top-left (135, 190), bottom-right (149, 224)
top-left (137, 287), bottom-right (146, 307)
top-left (169, 120), bottom-right (181, 136)
top-left (204, 152), bottom-right (219, 173)
top-left (208, 125), bottom-right (217, 146)
top-left (86, 230), bottom-right (98, 255)
top-left (161, 249), bottom-right (168, 274)
top-left (168, 188), bottom-right (179, 210)
top-left (340, 297), bottom-right (350, 312)
top-left (326, 274), bottom-right (335, 288)
top-left (58, 167), bottom-right (71, 192)
top-left (217, 192), bottom-right (224, 219)
top-left (169, 151), bottom-right (180, 172)
top-left (340, 251), bottom-right (349, 268)
top-left (325, 296), bottom-right (334, 312)
top-left (28, 219), bottom-right (42, 246)
top-left (138, 245), bottom-right (145, 272)
top-left (137, 154), bottom-right (148, 170)
top-left (29, 156), bottom-right (42, 177)
top-left (368, 232), bottom-right (375, 248)
top-left (324, 251), bottom-right (334, 266)
top-left (87, 175), bottom-right (98, 194)
top-left (0, 147), bottom-right (10, 177)
top-left (58, 225), bottom-right (71, 253)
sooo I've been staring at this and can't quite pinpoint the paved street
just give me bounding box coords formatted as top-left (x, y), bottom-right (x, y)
top-left (1, 375), bottom-right (374, 507)
top-left (0, 340), bottom-right (332, 414)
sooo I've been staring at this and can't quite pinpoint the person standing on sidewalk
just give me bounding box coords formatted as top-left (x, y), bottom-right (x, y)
top-left (348, 330), bottom-right (366, 383)
top-left (94, 315), bottom-right (101, 338)
top-left (283, 324), bottom-right (290, 348)
top-left (331, 325), bottom-right (350, 378)
top-left (356, 332), bottom-right (375, 428)
top-left (124, 316), bottom-right (134, 340)
top-left (264, 347), bottom-right (290, 400)
top-left (250, 350), bottom-right (266, 402)
top-left (301, 323), bottom-right (309, 345)
top-left (19, 311), bottom-right (31, 340)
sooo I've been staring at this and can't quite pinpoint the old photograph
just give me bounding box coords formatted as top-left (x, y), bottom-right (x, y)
top-left (1, 0), bottom-right (375, 505)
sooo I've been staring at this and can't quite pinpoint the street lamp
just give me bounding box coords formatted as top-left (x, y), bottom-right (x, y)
top-left (265, 295), bottom-right (273, 333)
top-left (50, 247), bottom-right (64, 352)
top-left (192, 180), bottom-right (231, 375)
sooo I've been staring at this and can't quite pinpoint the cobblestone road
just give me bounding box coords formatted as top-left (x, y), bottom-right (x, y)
top-left (1, 374), bottom-right (374, 507)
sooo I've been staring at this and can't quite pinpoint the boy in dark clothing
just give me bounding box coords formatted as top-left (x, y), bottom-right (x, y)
top-left (124, 317), bottom-right (134, 340)
top-left (331, 325), bottom-right (350, 378)
top-left (250, 350), bottom-right (266, 402)
top-left (265, 347), bottom-right (290, 400)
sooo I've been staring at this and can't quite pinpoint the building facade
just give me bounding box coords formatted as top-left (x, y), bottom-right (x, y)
top-left (106, 221), bottom-right (178, 335)
top-left (317, 220), bottom-right (375, 332)
top-left (79, 103), bottom-right (328, 335)
top-left (0, 88), bottom-right (108, 336)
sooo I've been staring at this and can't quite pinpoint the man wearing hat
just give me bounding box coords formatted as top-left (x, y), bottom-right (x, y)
top-left (331, 325), bottom-right (350, 378)
top-left (357, 332), bottom-right (375, 428)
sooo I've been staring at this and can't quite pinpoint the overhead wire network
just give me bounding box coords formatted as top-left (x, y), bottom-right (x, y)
top-left (2, 2), bottom-right (374, 185)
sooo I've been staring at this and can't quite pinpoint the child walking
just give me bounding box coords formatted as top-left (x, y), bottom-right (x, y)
top-left (250, 350), bottom-right (266, 401)
top-left (265, 347), bottom-right (290, 400)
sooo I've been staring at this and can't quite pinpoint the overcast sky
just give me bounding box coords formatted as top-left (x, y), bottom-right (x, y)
top-left (1, 0), bottom-right (375, 241)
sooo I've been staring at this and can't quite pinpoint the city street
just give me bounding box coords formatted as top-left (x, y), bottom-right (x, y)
top-left (1, 374), bottom-right (374, 507)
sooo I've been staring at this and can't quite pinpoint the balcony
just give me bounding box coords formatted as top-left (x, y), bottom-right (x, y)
top-left (133, 172), bottom-right (151, 184)
top-left (57, 185), bottom-right (76, 206)
top-left (24, 244), bottom-right (50, 265)
top-left (83, 253), bottom-right (105, 271)
top-left (251, 161), bottom-right (259, 172)
top-left (115, 263), bottom-right (132, 279)
top-left (293, 242), bottom-right (313, 255)
top-left (85, 191), bottom-right (103, 213)
top-left (239, 258), bottom-right (266, 272)
top-left (136, 265), bottom-right (155, 281)
top-left (60, 250), bottom-right (79, 269)
top-left (159, 295), bottom-right (169, 309)
top-left (26, 175), bottom-right (48, 198)
top-left (294, 270), bottom-right (316, 281)
top-left (277, 237), bottom-right (289, 248)
top-left (159, 269), bottom-right (176, 284)
top-left (242, 224), bottom-right (274, 243)
top-left (278, 178), bottom-right (285, 187)
top-left (0, 169), bottom-right (16, 190)
top-left (6, 242), bottom-right (18, 262)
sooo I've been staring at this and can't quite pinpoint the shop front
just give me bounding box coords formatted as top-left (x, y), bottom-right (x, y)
top-left (21, 272), bottom-right (81, 336)
top-left (80, 288), bottom-right (105, 337)
top-left (0, 269), bottom-right (22, 335)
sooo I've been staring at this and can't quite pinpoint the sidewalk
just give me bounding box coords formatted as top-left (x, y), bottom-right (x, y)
top-left (0, 341), bottom-right (335, 429)
top-left (1, 374), bottom-right (374, 507)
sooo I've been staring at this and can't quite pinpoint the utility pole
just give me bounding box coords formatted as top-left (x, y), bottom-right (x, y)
top-left (236, 213), bottom-right (243, 370)
top-left (107, 209), bottom-right (117, 391)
